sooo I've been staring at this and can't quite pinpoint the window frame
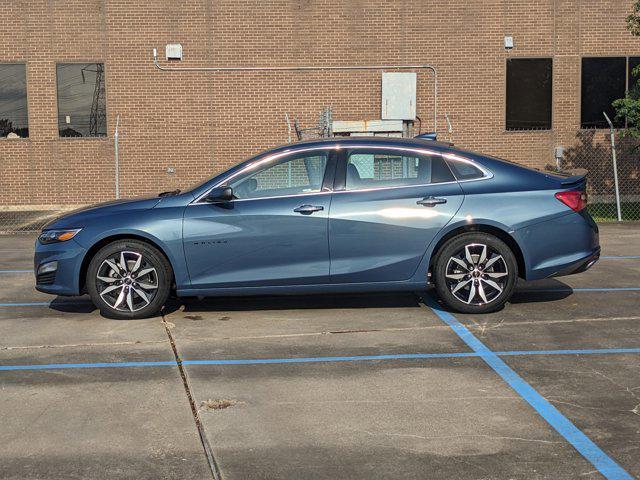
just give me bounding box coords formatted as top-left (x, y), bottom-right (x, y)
top-left (55, 61), bottom-right (108, 139)
top-left (0, 62), bottom-right (29, 140)
top-left (333, 145), bottom-right (492, 193)
top-left (504, 56), bottom-right (554, 132)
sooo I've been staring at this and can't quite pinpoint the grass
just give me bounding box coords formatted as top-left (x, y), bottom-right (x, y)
top-left (587, 202), bottom-right (640, 222)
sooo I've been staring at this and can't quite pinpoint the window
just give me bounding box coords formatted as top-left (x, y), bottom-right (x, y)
top-left (506, 58), bottom-right (553, 130)
top-left (345, 149), bottom-right (455, 191)
top-left (230, 152), bottom-right (328, 199)
top-left (445, 159), bottom-right (486, 181)
top-left (0, 64), bottom-right (28, 138)
top-left (581, 57), bottom-right (627, 129)
top-left (57, 63), bottom-right (106, 137)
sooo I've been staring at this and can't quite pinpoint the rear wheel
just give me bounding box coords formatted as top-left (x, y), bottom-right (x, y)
top-left (434, 232), bottom-right (517, 313)
top-left (86, 240), bottom-right (172, 319)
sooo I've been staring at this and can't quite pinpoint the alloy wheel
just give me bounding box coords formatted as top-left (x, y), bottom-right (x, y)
top-left (444, 243), bottom-right (509, 306)
top-left (96, 250), bottom-right (159, 312)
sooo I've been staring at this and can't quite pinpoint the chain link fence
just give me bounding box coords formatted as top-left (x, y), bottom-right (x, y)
top-left (1, 130), bottom-right (638, 235)
top-left (562, 129), bottom-right (640, 222)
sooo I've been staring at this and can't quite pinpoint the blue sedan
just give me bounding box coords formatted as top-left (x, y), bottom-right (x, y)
top-left (35, 137), bottom-right (599, 319)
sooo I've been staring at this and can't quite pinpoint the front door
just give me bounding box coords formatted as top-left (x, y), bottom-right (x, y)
top-left (183, 149), bottom-right (335, 289)
top-left (329, 147), bottom-right (464, 283)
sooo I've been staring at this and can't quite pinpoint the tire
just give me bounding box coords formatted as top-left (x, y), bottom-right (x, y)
top-left (434, 232), bottom-right (517, 314)
top-left (86, 239), bottom-right (172, 319)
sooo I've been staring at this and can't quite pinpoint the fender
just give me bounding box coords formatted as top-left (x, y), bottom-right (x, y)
top-left (408, 214), bottom-right (529, 283)
top-left (75, 225), bottom-right (190, 294)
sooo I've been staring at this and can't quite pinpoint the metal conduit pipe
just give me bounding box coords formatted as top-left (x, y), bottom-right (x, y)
top-left (152, 48), bottom-right (439, 132)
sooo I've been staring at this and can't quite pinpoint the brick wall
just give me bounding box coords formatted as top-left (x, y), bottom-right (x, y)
top-left (0, 0), bottom-right (639, 205)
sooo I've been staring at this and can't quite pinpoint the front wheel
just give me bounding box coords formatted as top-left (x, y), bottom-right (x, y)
top-left (86, 240), bottom-right (172, 319)
top-left (433, 232), bottom-right (518, 314)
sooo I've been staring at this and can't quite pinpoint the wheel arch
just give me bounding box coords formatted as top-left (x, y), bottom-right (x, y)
top-left (428, 223), bottom-right (526, 280)
top-left (79, 233), bottom-right (175, 293)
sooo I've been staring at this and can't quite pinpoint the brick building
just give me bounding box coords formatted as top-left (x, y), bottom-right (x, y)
top-left (1, 0), bottom-right (639, 207)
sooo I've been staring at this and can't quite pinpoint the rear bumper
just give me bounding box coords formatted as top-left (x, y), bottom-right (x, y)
top-left (515, 210), bottom-right (600, 281)
top-left (549, 247), bottom-right (600, 277)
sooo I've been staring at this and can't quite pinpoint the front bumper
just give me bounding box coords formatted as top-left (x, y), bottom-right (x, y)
top-left (34, 238), bottom-right (87, 296)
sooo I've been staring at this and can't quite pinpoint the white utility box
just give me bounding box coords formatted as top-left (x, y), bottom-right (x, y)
top-left (381, 72), bottom-right (417, 120)
top-left (166, 44), bottom-right (183, 60)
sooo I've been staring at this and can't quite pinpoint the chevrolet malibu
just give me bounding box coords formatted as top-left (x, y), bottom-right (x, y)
top-left (35, 136), bottom-right (600, 319)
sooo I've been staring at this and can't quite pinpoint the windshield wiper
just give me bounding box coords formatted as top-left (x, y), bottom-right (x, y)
top-left (158, 189), bottom-right (181, 197)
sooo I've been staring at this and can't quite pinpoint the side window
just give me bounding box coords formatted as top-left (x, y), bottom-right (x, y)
top-left (345, 149), bottom-right (454, 191)
top-left (446, 159), bottom-right (485, 181)
top-left (0, 63), bottom-right (28, 138)
top-left (230, 152), bottom-right (328, 199)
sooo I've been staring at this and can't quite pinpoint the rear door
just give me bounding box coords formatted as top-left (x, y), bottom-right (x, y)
top-left (328, 146), bottom-right (464, 283)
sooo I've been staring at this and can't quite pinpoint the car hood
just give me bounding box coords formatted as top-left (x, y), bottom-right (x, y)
top-left (43, 196), bottom-right (162, 230)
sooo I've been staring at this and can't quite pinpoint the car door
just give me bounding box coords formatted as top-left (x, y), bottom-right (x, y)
top-left (183, 148), bottom-right (336, 289)
top-left (328, 146), bottom-right (464, 283)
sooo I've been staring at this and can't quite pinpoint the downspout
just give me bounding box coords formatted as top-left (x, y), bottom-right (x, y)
top-left (152, 48), bottom-right (439, 132)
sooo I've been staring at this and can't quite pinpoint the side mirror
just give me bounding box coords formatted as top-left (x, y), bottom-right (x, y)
top-left (204, 186), bottom-right (234, 203)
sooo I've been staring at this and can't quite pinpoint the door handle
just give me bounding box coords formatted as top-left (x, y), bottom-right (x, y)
top-left (294, 204), bottom-right (324, 215)
top-left (417, 196), bottom-right (447, 207)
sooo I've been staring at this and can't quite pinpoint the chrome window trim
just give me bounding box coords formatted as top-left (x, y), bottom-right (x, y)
top-left (190, 144), bottom-right (493, 205)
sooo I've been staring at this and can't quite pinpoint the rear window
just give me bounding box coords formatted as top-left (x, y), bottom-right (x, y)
top-left (446, 160), bottom-right (486, 181)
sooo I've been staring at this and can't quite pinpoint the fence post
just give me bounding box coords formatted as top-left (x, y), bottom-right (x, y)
top-left (114, 114), bottom-right (120, 200)
top-left (602, 112), bottom-right (622, 222)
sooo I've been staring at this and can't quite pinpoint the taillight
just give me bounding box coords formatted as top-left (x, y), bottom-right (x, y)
top-left (555, 190), bottom-right (587, 212)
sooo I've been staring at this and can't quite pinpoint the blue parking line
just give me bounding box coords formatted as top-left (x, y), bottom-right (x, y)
top-left (424, 296), bottom-right (634, 480)
top-left (517, 287), bottom-right (640, 293)
top-left (0, 301), bottom-right (52, 307)
top-left (601, 255), bottom-right (640, 259)
top-left (571, 287), bottom-right (640, 292)
top-left (0, 301), bottom-right (91, 307)
top-left (1, 347), bottom-right (640, 372)
top-left (0, 269), bottom-right (32, 274)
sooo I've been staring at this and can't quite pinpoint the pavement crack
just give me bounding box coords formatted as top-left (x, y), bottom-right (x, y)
top-left (582, 363), bottom-right (640, 417)
top-left (160, 313), bottom-right (223, 480)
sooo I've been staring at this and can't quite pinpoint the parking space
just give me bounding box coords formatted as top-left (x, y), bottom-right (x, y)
top-left (1, 225), bottom-right (639, 479)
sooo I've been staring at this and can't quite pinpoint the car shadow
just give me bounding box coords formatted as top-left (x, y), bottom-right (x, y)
top-left (46, 278), bottom-right (577, 318)
top-left (509, 278), bottom-right (575, 304)
top-left (162, 291), bottom-right (423, 315)
top-left (48, 296), bottom-right (96, 314)
top-left (162, 279), bottom-right (576, 315)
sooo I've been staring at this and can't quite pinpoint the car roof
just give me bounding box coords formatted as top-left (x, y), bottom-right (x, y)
top-left (277, 136), bottom-right (456, 153)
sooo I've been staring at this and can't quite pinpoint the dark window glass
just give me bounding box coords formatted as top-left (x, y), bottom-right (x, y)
top-left (57, 63), bottom-right (106, 137)
top-left (628, 57), bottom-right (640, 94)
top-left (0, 64), bottom-right (28, 138)
top-left (506, 58), bottom-right (552, 130)
top-left (446, 159), bottom-right (485, 181)
top-left (345, 149), bottom-right (454, 191)
top-left (581, 57), bottom-right (626, 129)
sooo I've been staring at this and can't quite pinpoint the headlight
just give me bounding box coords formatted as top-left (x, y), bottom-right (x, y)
top-left (38, 228), bottom-right (82, 245)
